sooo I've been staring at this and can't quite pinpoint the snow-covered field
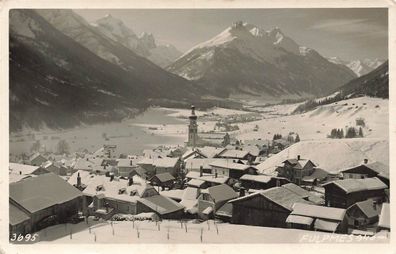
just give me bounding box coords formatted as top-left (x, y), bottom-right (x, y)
top-left (33, 220), bottom-right (389, 244)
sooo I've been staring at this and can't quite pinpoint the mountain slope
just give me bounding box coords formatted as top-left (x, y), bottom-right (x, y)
top-left (337, 60), bottom-right (388, 99)
top-left (168, 22), bottom-right (356, 98)
top-left (9, 10), bottom-right (198, 132)
top-left (93, 15), bottom-right (182, 68)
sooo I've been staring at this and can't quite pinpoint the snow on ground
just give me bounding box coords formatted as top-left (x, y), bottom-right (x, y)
top-left (235, 97), bottom-right (388, 141)
top-left (34, 219), bottom-right (389, 244)
top-left (257, 138), bottom-right (389, 175)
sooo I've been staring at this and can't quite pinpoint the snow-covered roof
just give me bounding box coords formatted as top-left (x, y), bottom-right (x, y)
top-left (117, 159), bottom-right (137, 168)
top-left (9, 162), bottom-right (45, 175)
top-left (291, 203), bottom-right (346, 221)
top-left (185, 158), bottom-right (216, 170)
top-left (351, 199), bottom-right (380, 219)
top-left (230, 186), bottom-right (311, 211)
top-left (210, 160), bottom-right (255, 171)
top-left (137, 157), bottom-right (179, 168)
top-left (138, 195), bottom-right (184, 215)
top-left (218, 149), bottom-right (251, 159)
top-left (199, 146), bottom-right (226, 158)
top-left (10, 173), bottom-right (83, 213)
top-left (160, 189), bottom-right (184, 201)
top-left (151, 172), bottom-right (175, 183)
top-left (314, 219), bottom-right (339, 232)
top-left (187, 179), bottom-right (205, 188)
top-left (323, 177), bottom-right (387, 194)
top-left (205, 184), bottom-right (238, 203)
top-left (282, 158), bottom-right (315, 170)
top-left (239, 174), bottom-right (272, 183)
top-left (286, 214), bottom-right (314, 225)
top-left (378, 203), bottom-right (390, 229)
top-left (186, 171), bottom-right (229, 184)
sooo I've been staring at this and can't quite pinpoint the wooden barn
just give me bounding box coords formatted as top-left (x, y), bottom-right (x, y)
top-left (197, 184), bottom-right (238, 220)
top-left (229, 186), bottom-right (312, 228)
top-left (322, 177), bottom-right (388, 208)
top-left (346, 199), bottom-right (380, 229)
top-left (9, 173), bottom-right (83, 235)
top-left (149, 172), bottom-right (176, 190)
top-left (286, 203), bottom-right (348, 233)
top-left (137, 195), bottom-right (184, 219)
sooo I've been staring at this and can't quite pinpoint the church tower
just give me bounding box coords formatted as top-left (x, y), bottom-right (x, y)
top-left (188, 105), bottom-right (198, 148)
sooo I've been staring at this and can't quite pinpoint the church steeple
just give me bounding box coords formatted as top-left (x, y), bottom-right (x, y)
top-left (188, 105), bottom-right (198, 148)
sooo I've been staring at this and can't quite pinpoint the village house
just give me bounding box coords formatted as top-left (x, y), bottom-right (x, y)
top-left (41, 161), bottom-right (68, 176)
top-left (149, 172), bottom-right (176, 190)
top-left (276, 155), bottom-right (317, 185)
top-left (346, 199), bottom-right (380, 230)
top-left (322, 177), bottom-right (388, 208)
top-left (181, 148), bottom-right (208, 161)
top-left (70, 171), bottom-right (183, 220)
top-left (377, 203), bottom-right (390, 232)
top-left (137, 157), bottom-right (180, 178)
top-left (185, 171), bottom-right (231, 187)
top-left (239, 174), bottom-right (290, 190)
top-left (340, 161), bottom-right (389, 187)
top-left (184, 158), bottom-right (215, 174)
top-left (116, 158), bottom-right (139, 178)
top-left (9, 173), bottom-right (83, 236)
top-left (209, 160), bottom-right (258, 179)
top-left (286, 203), bottom-right (348, 233)
top-left (28, 153), bottom-right (48, 166)
top-left (197, 184), bottom-right (238, 220)
top-left (229, 186), bottom-right (312, 228)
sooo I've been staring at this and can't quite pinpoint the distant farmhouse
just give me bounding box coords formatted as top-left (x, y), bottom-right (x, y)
top-left (186, 105), bottom-right (230, 148)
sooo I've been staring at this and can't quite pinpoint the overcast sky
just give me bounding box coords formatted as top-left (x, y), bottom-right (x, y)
top-left (75, 9), bottom-right (388, 61)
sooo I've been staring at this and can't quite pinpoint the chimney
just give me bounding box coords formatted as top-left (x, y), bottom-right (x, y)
top-left (110, 174), bottom-right (114, 181)
top-left (364, 159), bottom-right (368, 164)
top-left (200, 166), bottom-right (203, 177)
top-left (19, 171), bottom-right (22, 175)
top-left (297, 155), bottom-right (301, 160)
top-left (128, 177), bottom-right (134, 186)
top-left (239, 188), bottom-right (245, 197)
top-left (130, 160), bottom-right (133, 166)
top-left (77, 172), bottom-right (81, 187)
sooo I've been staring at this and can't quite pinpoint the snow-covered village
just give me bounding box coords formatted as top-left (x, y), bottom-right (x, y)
top-left (7, 8), bottom-right (390, 245)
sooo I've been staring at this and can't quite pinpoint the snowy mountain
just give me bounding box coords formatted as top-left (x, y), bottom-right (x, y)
top-left (168, 22), bottom-right (356, 98)
top-left (9, 10), bottom-right (199, 132)
top-left (327, 57), bottom-right (385, 77)
top-left (93, 14), bottom-right (182, 68)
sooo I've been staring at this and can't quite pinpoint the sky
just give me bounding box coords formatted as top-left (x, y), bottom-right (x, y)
top-left (75, 9), bottom-right (388, 61)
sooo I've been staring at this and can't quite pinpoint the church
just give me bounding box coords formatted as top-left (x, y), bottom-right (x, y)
top-left (186, 105), bottom-right (230, 148)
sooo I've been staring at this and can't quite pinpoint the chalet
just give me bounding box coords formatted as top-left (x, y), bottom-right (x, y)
top-left (377, 203), bottom-right (390, 232)
top-left (286, 203), bottom-right (348, 233)
top-left (276, 156), bottom-right (317, 185)
top-left (209, 160), bottom-right (258, 179)
top-left (322, 177), bottom-right (388, 208)
top-left (229, 186), bottom-right (312, 228)
top-left (28, 153), bottom-right (48, 166)
top-left (9, 173), bottom-right (83, 235)
top-left (340, 161), bottom-right (389, 187)
top-left (346, 199), bottom-right (380, 229)
top-left (149, 172), bottom-right (176, 190)
top-left (239, 174), bottom-right (290, 190)
top-left (197, 184), bottom-right (238, 220)
top-left (301, 168), bottom-right (329, 186)
top-left (216, 149), bottom-right (256, 162)
top-left (181, 148), bottom-right (208, 161)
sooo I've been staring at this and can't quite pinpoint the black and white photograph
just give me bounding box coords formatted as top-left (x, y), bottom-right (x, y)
top-left (3, 1), bottom-right (393, 248)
